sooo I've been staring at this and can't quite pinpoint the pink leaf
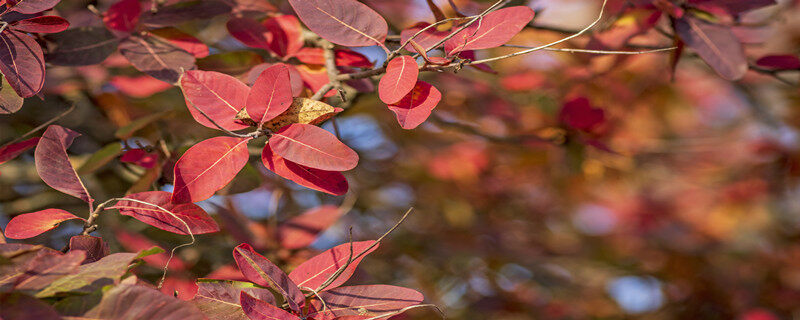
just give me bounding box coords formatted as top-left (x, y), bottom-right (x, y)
top-left (287, 0), bottom-right (387, 47)
top-left (756, 54), bottom-right (800, 70)
top-left (308, 285), bottom-right (424, 319)
top-left (116, 229), bottom-right (188, 270)
top-left (35, 125), bottom-right (93, 203)
top-left (119, 33), bottom-right (196, 83)
top-left (288, 241), bottom-right (378, 291)
top-left (227, 17), bottom-right (271, 50)
top-left (378, 55), bottom-right (418, 104)
top-left (180, 70), bottom-right (251, 131)
top-left (294, 47), bottom-right (373, 68)
top-left (171, 136), bottom-right (251, 203)
top-left (444, 6), bottom-right (535, 55)
top-left (110, 75), bottom-right (172, 97)
top-left (11, 16), bottom-right (69, 33)
top-left (240, 291), bottom-right (301, 320)
top-left (7, 0), bottom-right (59, 14)
top-left (111, 191), bottom-right (220, 235)
top-left (4, 209), bottom-right (84, 239)
top-left (278, 205), bottom-right (345, 250)
top-left (103, 0), bottom-right (142, 32)
top-left (263, 15), bottom-right (304, 58)
top-left (246, 63), bottom-right (292, 125)
top-left (152, 27), bottom-right (210, 58)
top-left (119, 148), bottom-right (159, 168)
top-left (400, 22), bottom-right (449, 52)
top-left (0, 137), bottom-right (39, 165)
top-left (262, 145), bottom-right (349, 196)
top-left (269, 123), bottom-right (358, 171)
top-left (387, 80), bottom-right (441, 129)
top-left (233, 243), bottom-right (305, 313)
top-left (0, 30), bottom-right (45, 98)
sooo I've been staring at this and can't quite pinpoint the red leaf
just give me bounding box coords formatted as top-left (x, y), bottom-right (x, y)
top-left (559, 97), bottom-right (605, 132)
top-left (82, 284), bottom-right (206, 320)
top-left (263, 15), bottom-right (303, 58)
top-left (7, 0), bottom-right (59, 14)
top-left (180, 70), bottom-right (250, 131)
top-left (119, 33), bottom-right (196, 84)
top-left (278, 205), bottom-right (345, 250)
top-left (400, 22), bottom-right (449, 52)
top-left (378, 55), bottom-right (419, 104)
top-left (756, 54), bottom-right (800, 70)
top-left (269, 123), bottom-right (358, 171)
top-left (0, 137), bottom-right (39, 165)
top-left (193, 280), bottom-right (277, 316)
top-left (247, 63), bottom-right (305, 97)
top-left (288, 241), bottom-right (378, 291)
top-left (233, 243), bottom-right (305, 313)
top-left (14, 250), bottom-right (85, 291)
top-left (11, 16), bottom-right (69, 33)
top-left (119, 148), bottom-right (159, 168)
top-left (227, 17), bottom-right (271, 50)
top-left (116, 229), bottom-right (188, 270)
top-left (287, 0), bottom-right (387, 47)
top-left (0, 292), bottom-right (61, 320)
top-left (110, 75), bottom-right (172, 97)
top-left (246, 63), bottom-right (292, 125)
top-left (152, 27), bottom-right (210, 58)
top-left (387, 80), bottom-right (441, 129)
top-left (4, 209), bottom-right (84, 239)
top-left (262, 145), bottom-right (349, 196)
top-left (295, 47), bottom-right (373, 68)
top-left (171, 136), bottom-right (251, 203)
top-left (104, 0), bottom-right (141, 32)
top-left (68, 235), bottom-right (110, 264)
top-left (674, 16), bottom-right (747, 80)
top-left (0, 30), bottom-right (45, 98)
top-left (294, 64), bottom-right (336, 97)
top-left (444, 6), bottom-right (535, 55)
top-left (111, 191), bottom-right (220, 235)
top-left (240, 291), bottom-right (301, 320)
top-left (309, 285), bottom-right (424, 319)
top-left (35, 125), bottom-right (93, 203)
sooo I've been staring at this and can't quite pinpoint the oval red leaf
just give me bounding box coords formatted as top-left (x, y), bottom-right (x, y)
top-left (444, 6), bottom-right (535, 55)
top-left (278, 205), bottom-right (345, 250)
top-left (103, 0), bottom-right (142, 32)
top-left (288, 240), bottom-right (378, 291)
top-left (0, 137), bottom-right (39, 165)
top-left (269, 123), bottom-right (358, 171)
top-left (309, 285), bottom-right (424, 319)
top-left (262, 144), bottom-right (348, 196)
top-left (240, 292), bottom-right (301, 320)
top-left (35, 125), bottom-right (93, 203)
top-left (4, 209), bottom-right (84, 239)
top-left (111, 191), bottom-right (220, 235)
top-left (247, 63), bottom-right (293, 125)
top-left (180, 70), bottom-right (251, 131)
top-left (378, 55), bottom-right (418, 104)
top-left (233, 243), bottom-right (305, 313)
top-left (171, 136), bottom-right (251, 203)
top-left (263, 15), bottom-right (303, 58)
top-left (0, 30), bottom-right (45, 98)
top-left (387, 80), bottom-right (441, 129)
top-left (294, 47), bottom-right (373, 68)
top-left (11, 16), bottom-right (69, 33)
top-left (287, 0), bottom-right (387, 47)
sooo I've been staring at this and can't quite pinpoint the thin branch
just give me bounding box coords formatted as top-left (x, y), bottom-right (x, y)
top-left (388, 16), bottom-right (475, 62)
top-left (1, 104), bottom-right (76, 148)
top-left (502, 44), bottom-right (678, 55)
top-left (186, 100), bottom-right (253, 138)
top-left (362, 304), bottom-right (446, 320)
top-left (417, 0), bottom-right (510, 55)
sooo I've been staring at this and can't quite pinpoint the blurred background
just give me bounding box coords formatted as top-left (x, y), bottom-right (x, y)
top-left (3, 0), bottom-right (800, 319)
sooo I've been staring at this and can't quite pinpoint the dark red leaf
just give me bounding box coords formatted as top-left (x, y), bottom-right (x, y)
top-left (295, 47), bottom-right (373, 68)
top-left (0, 292), bottom-right (61, 320)
top-left (559, 97), bottom-right (605, 132)
top-left (7, 0), bottom-right (60, 14)
top-left (269, 123), bottom-right (358, 171)
top-left (246, 63), bottom-right (292, 125)
top-left (68, 235), bottom-right (110, 264)
top-left (0, 137), bottom-right (39, 164)
top-left (240, 291), bottom-right (301, 320)
top-left (10, 15), bottom-right (68, 33)
top-left (287, 0), bottom-right (388, 47)
top-left (140, 0), bottom-right (232, 28)
top-left (192, 280), bottom-right (277, 319)
top-left (4, 209), bottom-right (84, 239)
top-left (444, 6), bottom-right (535, 55)
top-left (674, 16), bottom-right (747, 80)
top-left (171, 136), bottom-right (251, 203)
top-left (34, 125), bottom-right (93, 202)
top-left (378, 55), bottom-right (419, 104)
top-left (0, 30), bottom-right (45, 98)
top-left (278, 205), bottom-right (344, 250)
top-left (263, 14), bottom-right (303, 58)
top-left (233, 243), bottom-right (305, 313)
top-left (103, 0), bottom-right (141, 32)
top-left (688, 0), bottom-right (776, 15)
top-left (288, 241), bottom-right (378, 291)
top-left (227, 17), bottom-right (271, 50)
top-left (387, 80), bottom-right (441, 129)
top-left (45, 26), bottom-right (119, 66)
top-left (756, 54), bottom-right (800, 70)
top-left (119, 148), bottom-right (159, 168)
top-left (119, 33), bottom-right (196, 83)
top-left (309, 285), bottom-right (424, 319)
top-left (180, 70), bottom-right (251, 131)
top-left (111, 191), bottom-right (220, 234)
top-left (82, 284), bottom-right (206, 320)
top-left (262, 144), bottom-right (349, 196)
top-left (14, 250), bottom-right (85, 291)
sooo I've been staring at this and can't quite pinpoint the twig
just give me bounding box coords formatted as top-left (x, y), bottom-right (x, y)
top-left (1, 104), bottom-right (76, 148)
top-left (186, 99), bottom-right (254, 138)
top-left (362, 304), bottom-right (446, 320)
top-left (502, 44), bottom-right (678, 55)
top-left (388, 16), bottom-right (475, 62)
top-left (417, 0), bottom-right (510, 56)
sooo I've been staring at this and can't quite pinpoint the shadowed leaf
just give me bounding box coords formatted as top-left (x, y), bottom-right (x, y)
top-left (674, 16), bottom-right (747, 80)
top-left (0, 30), bottom-right (44, 98)
top-left (81, 284), bottom-right (206, 319)
top-left (45, 27), bottom-right (118, 66)
top-left (192, 279), bottom-right (277, 320)
top-left (240, 291), bottom-right (300, 320)
top-left (309, 285), bottom-right (424, 319)
top-left (0, 137), bottom-right (39, 164)
top-left (34, 125), bottom-right (93, 202)
top-left (233, 243), bottom-right (305, 312)
top-left (119, 33), bottom-right (196, 84)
